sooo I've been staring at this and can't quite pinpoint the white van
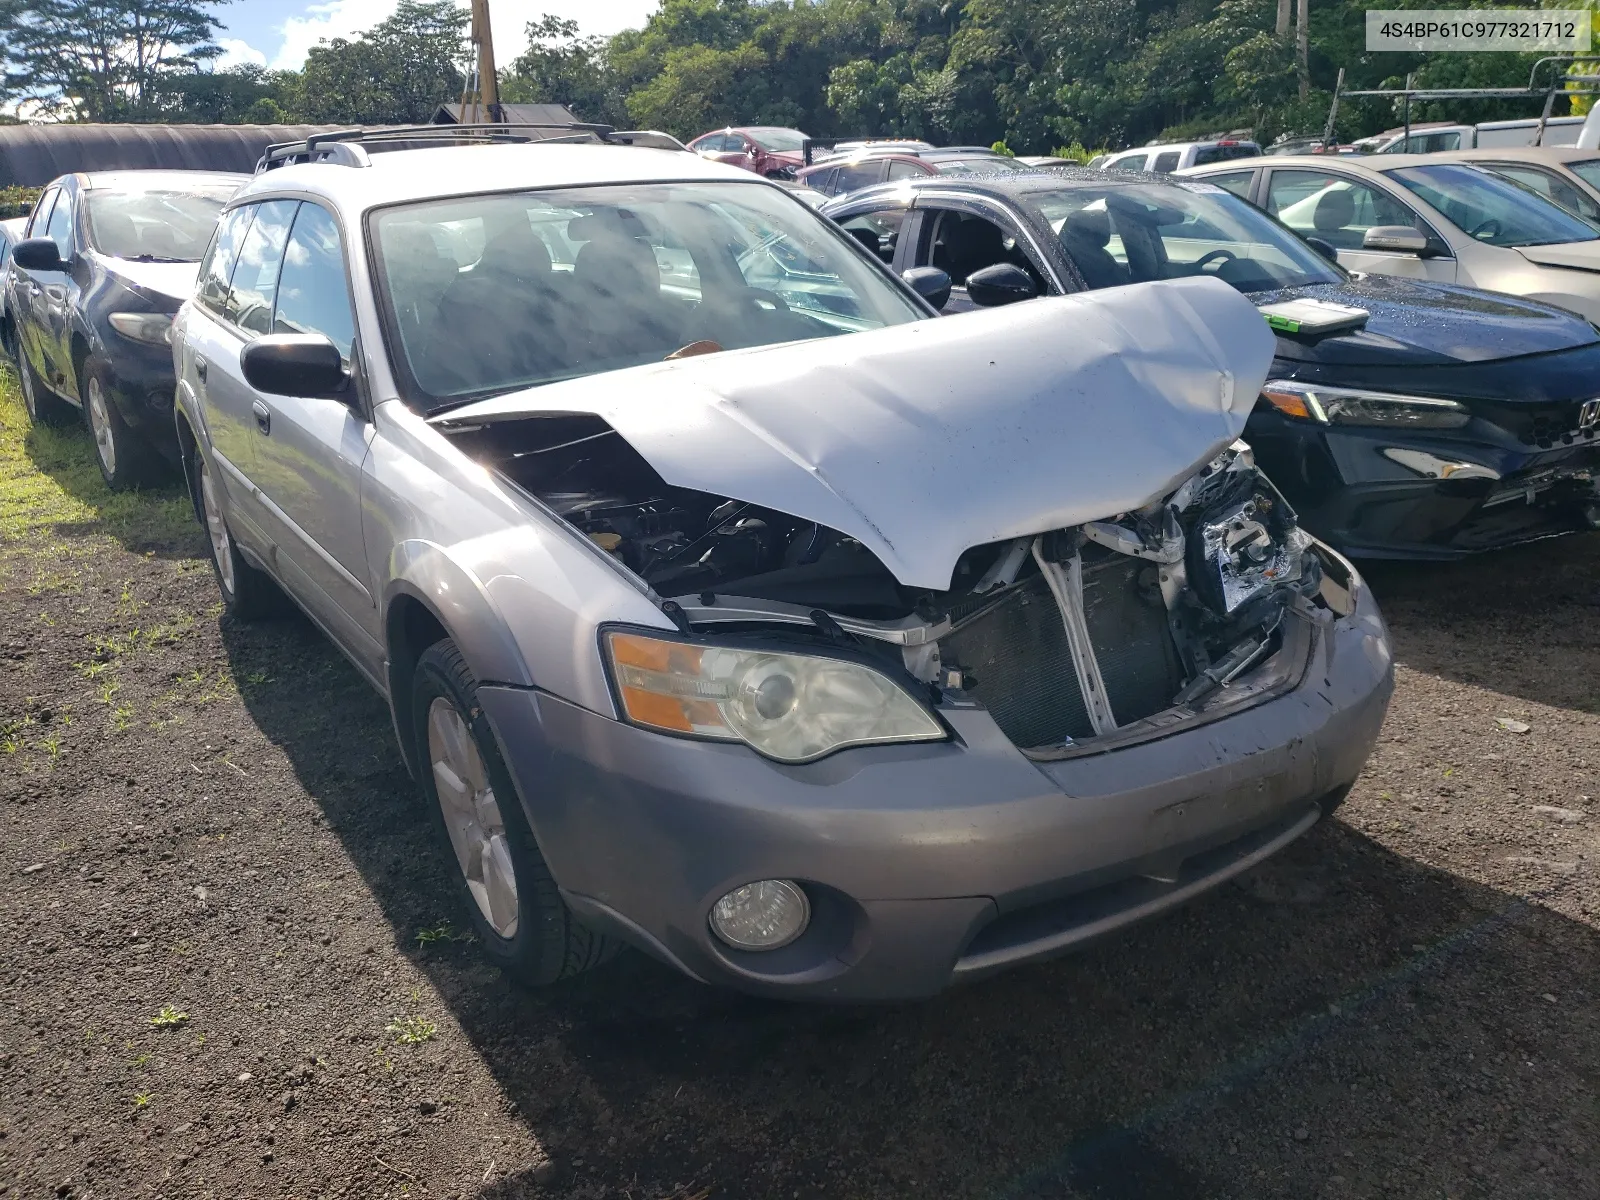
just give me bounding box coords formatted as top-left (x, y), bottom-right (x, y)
top-left (1098, 139), bottom-right (1261, 173)
top-left (1375, 116), bottom-right (1584, 153)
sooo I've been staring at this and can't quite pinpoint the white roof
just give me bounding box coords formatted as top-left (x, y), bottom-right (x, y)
top-left (228, 142), bottom-right (761, 214)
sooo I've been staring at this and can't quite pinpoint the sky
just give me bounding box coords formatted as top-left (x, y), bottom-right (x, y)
top-left (214, 0), bottom-right (661, 72)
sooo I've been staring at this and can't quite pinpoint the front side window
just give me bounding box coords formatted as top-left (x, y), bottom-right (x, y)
top-left (886, 160), bottom-right (924, 182)
top-left (833, 161), bottom-right (886, 192)
top-left (27, 187), bottom-right (58, 239)
top-left (273, 203), bottom-right (355, 360)
top-left (84, 186), bottom-right (236, 262)
top-left (1563, 158), bottom-right (1600, 193)
top-left (227, 200), bottom-right (299, 335)
top-left (370, 182), bottom-right (926, 412)
top-left (1031, 182), bottom-right (1342, 294)
top-left (198, 205), bottom-right (256, 317)
top-left (1109, 153), bottom-right (1148, 172)
top-left (838, 209), bottom-right (907, 264)
top-left (44, 191), bottom-right (72, 257)
top-left (1387, 162), bottom-right (1600, 246)
top-left (1151, 151), bottom-right (1181, 173)
top-left (1267, 169), bottom-right (1426, 251)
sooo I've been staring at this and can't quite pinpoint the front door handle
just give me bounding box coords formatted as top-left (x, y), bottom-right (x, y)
top-left (195, 357), bottom-right (208, 382)
top-left (252, 400), bottom-right (271, 436)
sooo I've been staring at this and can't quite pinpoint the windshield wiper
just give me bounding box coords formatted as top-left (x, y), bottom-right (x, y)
top-left (120, 254), bottom-right (191, 264)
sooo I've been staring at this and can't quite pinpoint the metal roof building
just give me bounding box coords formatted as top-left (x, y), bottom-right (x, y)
top-left (0, 124), bottom-right (353, 187)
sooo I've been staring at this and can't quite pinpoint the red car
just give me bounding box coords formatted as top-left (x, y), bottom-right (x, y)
top-left (687, 127), bottom-right (809, 179)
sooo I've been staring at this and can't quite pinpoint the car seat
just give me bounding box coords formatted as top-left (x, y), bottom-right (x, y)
top-left (1059, 207), bottom-right (1131, 289)
top-left (430, 218), bottom-right (564, 394)
top-left (569, 211), bottom-right (683, 363)
top-left (1312, 189), bottom-right (1357, 248)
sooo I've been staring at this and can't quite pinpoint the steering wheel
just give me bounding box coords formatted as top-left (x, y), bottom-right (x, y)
top-left (1194, 248), bottom-right (1238, 272)
top-left (1468, 218), bottom-right (1501, 241)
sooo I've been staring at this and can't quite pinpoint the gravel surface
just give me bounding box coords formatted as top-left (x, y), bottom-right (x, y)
top-left (1, 375), bottom-right (1597, 1200)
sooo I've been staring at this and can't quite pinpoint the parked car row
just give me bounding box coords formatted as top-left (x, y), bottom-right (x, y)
top-left (1, 125), bottom-right (1593, 1006)
top-left (1, 129), bottom-right (1400, 1004)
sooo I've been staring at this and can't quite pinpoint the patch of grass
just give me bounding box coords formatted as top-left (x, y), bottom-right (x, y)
top-left (150, 1004), bottom-right (190, 1029)
top-left (413, 922), bottom-right (471, 948)
top-left (386, 1015), bottom-right (437, 1045)
top-left (111, 703), bottom-right (136, 733)
top-left (0, 371), bottom-right (196, 559)
top-left (131, 1092), bottom-right (151, 1110)
top-left (130, 1052), bottom-right (152, 1068)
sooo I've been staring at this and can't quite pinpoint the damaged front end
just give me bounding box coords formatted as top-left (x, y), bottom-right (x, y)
top-left (441, 412), bottom-right (1346, 762)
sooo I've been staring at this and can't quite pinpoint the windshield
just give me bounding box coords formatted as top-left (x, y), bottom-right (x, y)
top-left (1028, 181), bottom-right (1342, 294)
top-left (748, 128), bottom-right (807, 152)
top-left (933, 157), bottom-right (1025, 176)
top-left (1386, 163), bottom-right (1600, 246)
top-left (1564, 158), bottom-right (1600, 192)
top-left (84, 187), bottom-right (235, 262)
top-left (372, 182), bottom-right (927, 412)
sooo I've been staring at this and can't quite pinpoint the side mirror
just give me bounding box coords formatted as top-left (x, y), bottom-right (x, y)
top-left (1304, 236), bottom-right (1339, 263)
top-left (1362, 225), bottom-right (1428, 255)
top-left (240, 334), bottom-right (349, 399)
top-left (13, 237), bottom-right (64, 272)
top-left (966, 262), bottom-right (1037, 307)
top-left (902, 266), bottom-right (952, 310)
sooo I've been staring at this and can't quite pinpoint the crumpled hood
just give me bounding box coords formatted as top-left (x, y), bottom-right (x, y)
top-left (100, 257), bottom-right (200, 303)
top-left (1261, 275), bottom-right (1600, 366)
top-left (439, 276), bottom-right (1275, 591)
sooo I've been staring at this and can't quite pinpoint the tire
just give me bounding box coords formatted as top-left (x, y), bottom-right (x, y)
top-left (82, 356), bottom-right (151, 490)
top-left (411, 639), bottom-right (618, 986)
top-left (194, 446), bottom-right (281, 620)
top-left (17, 352), bottom-right (76, 427)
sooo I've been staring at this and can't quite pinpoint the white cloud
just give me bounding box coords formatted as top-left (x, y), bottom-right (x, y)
top-left (266, 0), bottom-right (657, 72)
top-left (215, 37), bottom-right (269, 69)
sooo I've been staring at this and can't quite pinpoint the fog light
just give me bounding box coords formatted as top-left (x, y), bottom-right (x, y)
top-left (709, 880), bottom-right (809, 950)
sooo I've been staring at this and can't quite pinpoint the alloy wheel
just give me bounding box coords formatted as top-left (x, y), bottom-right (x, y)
top-left (427, 697), bottom-right (519, 938)
top-left (198, 455), bottom-right (235, 597)
top-left (86, 376), bottom-right (116, 477)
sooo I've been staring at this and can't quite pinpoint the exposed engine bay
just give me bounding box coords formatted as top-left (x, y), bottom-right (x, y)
top-left (445, 412), bottom-right (1345, 756)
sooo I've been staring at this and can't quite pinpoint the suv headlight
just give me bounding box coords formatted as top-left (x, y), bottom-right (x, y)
top-left (1260, 380), bottom-right (1469, 429)
top-left (108, 312), bottom-right (174, 345)
top-left (604, 630), bottom-right (945, 763)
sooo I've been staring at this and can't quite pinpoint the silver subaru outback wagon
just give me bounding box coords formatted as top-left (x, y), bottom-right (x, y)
top-left (167, 130), bottom-right (1393, 1001)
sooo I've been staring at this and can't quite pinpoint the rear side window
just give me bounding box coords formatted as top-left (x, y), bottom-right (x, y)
top-left (226, 200), bottom-right (299, 335)
top-left (273, 202), bottom-right (355, 361)
top-left (198, 206), bottom-right (256, 317)
top-left (1206, 170), bottom-right (1256, 200)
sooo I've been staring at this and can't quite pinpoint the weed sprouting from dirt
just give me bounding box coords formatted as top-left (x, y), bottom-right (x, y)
top-left (414, 922), bottom-right (472, 948)
top-left (386, 1016), bottom-right (437, 1045)
top-left (150, 1005), bottom-right (190, 1029)
top-left (131, 1093), bottom-right (151, 1111)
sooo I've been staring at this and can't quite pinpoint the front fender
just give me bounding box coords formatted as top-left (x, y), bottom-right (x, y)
top-left (385, 541), bottom-right (535, 690)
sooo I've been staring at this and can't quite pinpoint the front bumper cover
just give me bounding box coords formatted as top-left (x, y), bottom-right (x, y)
top-left (476, 562), bottom-right (1392, 1001)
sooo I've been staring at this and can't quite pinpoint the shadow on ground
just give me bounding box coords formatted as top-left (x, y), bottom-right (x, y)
top-left (214, 534), bottom-right (1600, 1199)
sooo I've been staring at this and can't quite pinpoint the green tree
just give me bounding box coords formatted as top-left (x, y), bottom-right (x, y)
top-left (295, 0), bottom-right (467, 125)
top-left (0, 0), bottom-right (228, 120)
top-left (152, 62), bottom-right (298, 123)
top-left (501, 14), bottom-right (628, 125)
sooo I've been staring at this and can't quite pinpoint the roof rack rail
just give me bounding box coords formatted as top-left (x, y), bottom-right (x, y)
top-left (256, 123), bottom-right (687, 172)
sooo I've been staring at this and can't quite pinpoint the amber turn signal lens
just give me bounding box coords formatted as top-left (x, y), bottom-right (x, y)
top-left (1260, 389), bottom-right (1316, 420)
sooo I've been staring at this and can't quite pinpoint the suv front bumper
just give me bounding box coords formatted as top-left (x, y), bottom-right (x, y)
top-left (477, 567), bottom-right (1392, 1001)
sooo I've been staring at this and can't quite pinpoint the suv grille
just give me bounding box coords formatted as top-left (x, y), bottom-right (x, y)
top-left (941, 556), bottom-right (1185, 750)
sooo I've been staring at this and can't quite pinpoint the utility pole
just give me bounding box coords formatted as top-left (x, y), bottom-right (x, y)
top-left (1296, 0), bottom-right (1309, 101)
top-left (458, 0), bottom-right (501, 123)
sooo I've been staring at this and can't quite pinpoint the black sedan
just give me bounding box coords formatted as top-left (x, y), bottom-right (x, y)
top-left (8, 170), bottom-right (244, 488)
top-left (821, 170), bottom-right (1600, 558)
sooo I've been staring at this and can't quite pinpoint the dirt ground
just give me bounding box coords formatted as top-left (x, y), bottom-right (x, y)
top-left (1, 367), bottom-right (1597, 1200)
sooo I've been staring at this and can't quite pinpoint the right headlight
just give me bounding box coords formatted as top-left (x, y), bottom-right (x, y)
top-left (604, 630), bottom-right (945, 763)
top-left (1259, 380), bottom-right (1469, 429)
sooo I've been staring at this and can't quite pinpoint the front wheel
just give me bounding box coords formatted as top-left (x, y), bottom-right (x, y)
top-left (195, 447), bottom-right (281, 620)
top-left (82, 359), bottom-right (151, 490)
top-left (412, 639), bottom-right (618, 986)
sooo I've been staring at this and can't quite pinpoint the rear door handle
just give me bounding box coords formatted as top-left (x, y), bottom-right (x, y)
top-left (195, 357), bottom-right (207, 382)
top-left (252, 400), bottom-right (271, 436)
